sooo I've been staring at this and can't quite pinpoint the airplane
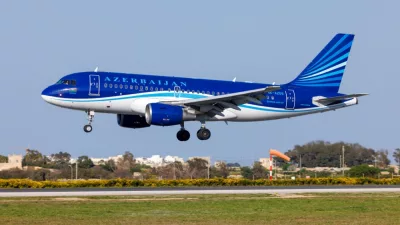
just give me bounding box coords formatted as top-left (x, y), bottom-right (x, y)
top-left (41, 33), bottom-right (367, 141)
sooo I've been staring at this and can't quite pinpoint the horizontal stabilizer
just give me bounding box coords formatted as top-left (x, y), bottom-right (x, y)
top-left (315, 93), bottom-right (368, 104)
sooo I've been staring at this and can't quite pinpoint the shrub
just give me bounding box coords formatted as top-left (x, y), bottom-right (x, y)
top-left (0, 178), bottom-right (399, 188)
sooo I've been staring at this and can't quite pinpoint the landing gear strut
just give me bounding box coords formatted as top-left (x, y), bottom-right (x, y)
top-left (83, 110), bottom-right (95, 133)
top-left (197, 122), bottom-right (211, 140)
top-left (176, 122), bottom-right (190, 141)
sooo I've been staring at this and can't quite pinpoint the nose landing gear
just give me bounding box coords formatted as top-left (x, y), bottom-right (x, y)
top-left (83, 110), bottom-right (95, 133)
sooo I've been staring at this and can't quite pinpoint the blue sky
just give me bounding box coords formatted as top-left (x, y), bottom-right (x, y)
top-left (0, 1), bottom-right (398, 165)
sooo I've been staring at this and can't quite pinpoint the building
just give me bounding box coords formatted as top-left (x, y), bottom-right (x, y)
top-left (214, 160), bottom-right (226, 168)
top-left (90, 155), bottom-right (123, 165)
top-left (259, 158), bottom-right (274, 169)
top-left (389, 165), bottom-right (399, 174)
top-left (135, 155), bottom-right (184, 168)
top-left (0, 154), bottom-right (23, 171)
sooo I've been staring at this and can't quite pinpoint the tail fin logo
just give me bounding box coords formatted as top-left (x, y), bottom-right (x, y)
top-left (290, 34), bottom-right (354, 92)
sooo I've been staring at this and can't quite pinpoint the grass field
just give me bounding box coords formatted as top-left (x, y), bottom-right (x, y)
top-left (1, 193), bottom-right (399, 225)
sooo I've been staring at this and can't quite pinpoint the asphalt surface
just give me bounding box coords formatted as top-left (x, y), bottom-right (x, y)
top-left (1, 186), bottom-right (399, 197)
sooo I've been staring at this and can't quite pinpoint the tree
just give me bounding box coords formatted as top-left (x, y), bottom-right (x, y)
top-left (0, 155), bottom-right (7, 163)
top-left (285, 141), bottom-right (375, 167)
top-left (49, 151), bottom-right (71, 169)
top-left (117, 151), bottom-right (135, 171)
top-left (393, 148), bottom-right (400, 167)
top-left (210, 162), bottom-right (230, 178)
top-left (252, 162), bottom-right (267, 179)
top-left (240, 166), bottom-right (253, 179)
top-left (101, 159), bottom-right (117, 172)
top-left (187, 158), bottom-right (208, 179)
top-left (348, 164), bottom-right (380, 178)
top-left (77, 155), bottom-right (94, 169)
top-left (375, 150), bottom-right (390, 168)
top-left (23, 149), bottom-right (47, 167)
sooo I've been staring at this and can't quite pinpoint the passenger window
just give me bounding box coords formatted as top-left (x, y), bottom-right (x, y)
top-left (130, 85), bottom-right (133, 90)
top-left (119, 84), bottom-right (123, 89)
top-left (155, 87), bottom-right (158, 91)
top-left (140, 86), bottom-right (143, 91)
top-left (168, 88), bottom-right (171, 92)
top-left (114, 84), bottom-right (118, 88)
top-left (202, 91), bottom-right (205, 94)
top-left (135, 85), bottom-right (138, 90)
top-left (160, 88), bottom-right (163, 91)
top-left (104, 83), bottom-right (108, 88)
top-left (217, 92), bottom-right (220, 95)
top-left (124, 85), bottom-right (128, 89)
top-left (145, 86), bottom-right (148, 91)
top-left (150, 86), bottom-right (153, 91)
top-left (222, 92), bottom-right (225, 95)
top-left (206, 91), bottom-right (210, 94)
top-left (212, 91), bottom-right (215, 95)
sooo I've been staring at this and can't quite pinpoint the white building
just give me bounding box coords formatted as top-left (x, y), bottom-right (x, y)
top-left (90, 155), bottom-right (123, 165)
top-left (0, 154), bottom-right (22, 171)
top-left (135, 155), bottom-right (184, 168)
top-left (259, 158), bottom-right (274, 169)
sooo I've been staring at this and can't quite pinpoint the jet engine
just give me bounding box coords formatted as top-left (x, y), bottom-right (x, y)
top-left (145, 103), bottom-right (195, 126)
top-left (117, 114), bottom-right (150, 129)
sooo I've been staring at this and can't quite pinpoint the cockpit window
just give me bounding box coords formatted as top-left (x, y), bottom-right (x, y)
top-left (56, 79), bottom-right (76, 86)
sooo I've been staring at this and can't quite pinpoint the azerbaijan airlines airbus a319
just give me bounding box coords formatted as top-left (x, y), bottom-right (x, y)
top-left (41, 33), bottom-right (367, 141)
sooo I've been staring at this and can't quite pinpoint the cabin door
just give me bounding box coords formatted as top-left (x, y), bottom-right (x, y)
top-left (285, 89), bottom-right (295, 109)
top-left (89, 75), bottom-right (100, 96)
top-left (174, 86), bottom-right (181, 98)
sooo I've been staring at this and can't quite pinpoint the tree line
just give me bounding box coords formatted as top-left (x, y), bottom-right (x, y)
top-left (284, 141), bottom-right (398, 168)
top-left (0, 141), bottom-right (399, 181)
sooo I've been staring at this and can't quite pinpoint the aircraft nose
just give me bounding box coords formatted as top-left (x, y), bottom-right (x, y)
top-left (41, 87), bottom-right (52, 102)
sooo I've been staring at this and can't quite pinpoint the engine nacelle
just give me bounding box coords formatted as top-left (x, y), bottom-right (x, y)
top-left (145, 103), bottom-right (195, 126)
top-left (117, 114), bottom-right (150, 129)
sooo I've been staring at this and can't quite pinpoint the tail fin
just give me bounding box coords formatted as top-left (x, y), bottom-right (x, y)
top-left (288, 33), bottom-right (355, 93)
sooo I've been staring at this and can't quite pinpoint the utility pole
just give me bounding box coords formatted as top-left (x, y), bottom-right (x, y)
top-left (68, 165), bottom-right (73, 180)
top-left (342, 146), bottom-right (345, 176)
top-left (299, 154), bottom-right (302, 169)
top-left (76, 162), bottom-right (78, 180)
top-left (207, 161), bottom-right (210, 179)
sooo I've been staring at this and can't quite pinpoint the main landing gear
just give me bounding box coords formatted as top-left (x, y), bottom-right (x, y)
top-left (196, 122), bottom-right (211, 141)
top-left (177, 123), bottom-right (190, 141)
top-left (83, 110), bottom-right (95, 133)
top-left (176, 122), bottom-right (211, 141)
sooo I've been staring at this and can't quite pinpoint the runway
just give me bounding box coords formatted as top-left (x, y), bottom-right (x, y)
top-left (1, 186), bottom-right (400, 197)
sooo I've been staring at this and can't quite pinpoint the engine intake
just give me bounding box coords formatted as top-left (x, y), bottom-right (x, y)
top-left (117, 114), bottom-right (150, 129)
top-left (145, 103), bottom-right (195, 126)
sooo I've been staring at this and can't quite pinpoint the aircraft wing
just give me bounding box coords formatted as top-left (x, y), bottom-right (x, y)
top-left (315, 93), bottom-right (368, 105)
top-left (164, 85), bottom-right (280, 116)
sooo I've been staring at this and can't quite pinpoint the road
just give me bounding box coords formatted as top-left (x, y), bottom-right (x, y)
top-left (1, 186), bottom-right (400, 197)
